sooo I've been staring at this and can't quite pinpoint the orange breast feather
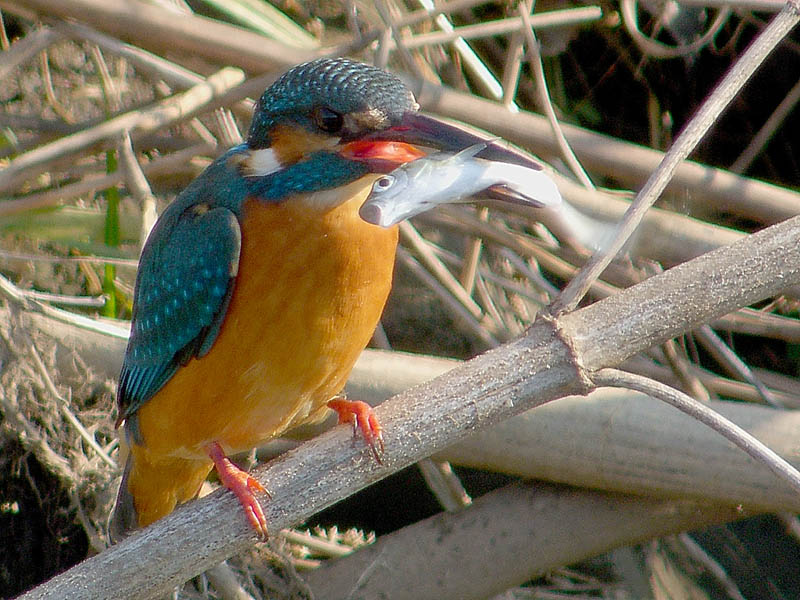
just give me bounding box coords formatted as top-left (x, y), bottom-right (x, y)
top-left (132, 178), bottom-right (398, 462)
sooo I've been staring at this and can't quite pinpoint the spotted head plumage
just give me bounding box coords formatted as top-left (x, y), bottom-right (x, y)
top-left (247, 57), bottom-right (418, 151)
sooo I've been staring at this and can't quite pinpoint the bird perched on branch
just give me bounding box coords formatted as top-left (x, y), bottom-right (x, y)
top-left (110, 57), bottom-right (544, 541)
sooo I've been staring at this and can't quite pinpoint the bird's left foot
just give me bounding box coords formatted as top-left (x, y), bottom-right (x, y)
top-left (205, 442), bottom-right (269, 538)
top-left (327, 399), bottom-right (384, 463)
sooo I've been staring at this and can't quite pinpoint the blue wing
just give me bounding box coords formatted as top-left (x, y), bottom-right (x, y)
top-left (116, 197), bottom-right (241, 425)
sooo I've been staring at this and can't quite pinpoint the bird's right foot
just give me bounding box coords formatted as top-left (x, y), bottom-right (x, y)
top-left (205, 442), bottom-right (269, 538)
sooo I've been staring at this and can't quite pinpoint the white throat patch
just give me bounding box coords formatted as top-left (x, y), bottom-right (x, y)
top-left (241, 148), bottom-right (282, 177)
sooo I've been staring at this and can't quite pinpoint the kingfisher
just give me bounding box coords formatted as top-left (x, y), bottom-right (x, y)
top-left (110, 57), bottom-right (541, 541)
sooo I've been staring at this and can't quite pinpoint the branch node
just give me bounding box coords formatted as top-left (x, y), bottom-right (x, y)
top-left (537, 311), bottom-right (594, 396)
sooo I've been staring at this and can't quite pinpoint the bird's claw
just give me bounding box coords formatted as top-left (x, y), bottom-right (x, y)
top-left (327, 399), bottom-right (384, 463)
top-left (206, 442), bottom-right (269, 539)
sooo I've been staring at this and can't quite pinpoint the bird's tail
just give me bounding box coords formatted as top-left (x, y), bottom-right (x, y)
top-left (109, 438), bottom-right (213, 543)
top-left (109, 454), bottom-right (138, 543)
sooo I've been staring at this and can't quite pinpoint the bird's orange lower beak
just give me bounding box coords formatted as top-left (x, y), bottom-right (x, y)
top-left (338, 139), bottom-right (427, 173)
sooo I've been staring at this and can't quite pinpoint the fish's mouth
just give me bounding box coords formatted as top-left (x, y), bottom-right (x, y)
top-left (358, 192), bottom-right (437, 227)
top-left (357, 201), bottom-right (388, 226)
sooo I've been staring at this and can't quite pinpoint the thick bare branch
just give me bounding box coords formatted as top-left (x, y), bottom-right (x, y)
top-left (17, 212), bottom-right (800, 600)
top-left (305, 482), bottom-right (745, 600)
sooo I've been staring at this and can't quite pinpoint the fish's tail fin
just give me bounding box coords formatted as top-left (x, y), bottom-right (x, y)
top-left (541, 200), bottom-right (623, 254)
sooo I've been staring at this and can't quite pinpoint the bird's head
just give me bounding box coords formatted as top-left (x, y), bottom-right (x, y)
top-left (238, 58), bottom-right (538, 206)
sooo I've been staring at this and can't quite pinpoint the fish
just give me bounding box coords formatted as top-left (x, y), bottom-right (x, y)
top-left (359, 144), bottom-right (618, 252)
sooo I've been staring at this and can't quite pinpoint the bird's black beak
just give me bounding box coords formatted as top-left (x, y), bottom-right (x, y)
top-left (339, 111), bottom-right (543, 172)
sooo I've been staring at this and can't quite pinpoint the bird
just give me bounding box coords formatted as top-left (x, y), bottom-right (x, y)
top-left (110, 57), bottom-right (542, 542)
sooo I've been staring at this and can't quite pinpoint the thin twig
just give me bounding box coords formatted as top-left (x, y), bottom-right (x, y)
top-left (117, 131), bottom-right (158, 248)
top-left (551, 2), bottom-right (800, 315)
top-left (24, 334), bottom-right (117, 468)
top-left (0, 379), bottom-right (76, 486)
top-left (0, 249), bottom-right (138, 267)
top-left (500, 27), bottom-right (525, 110)
top-left (678, 0), bottom-right (784, 8)
top-left (425, 208), bottom-right (620, 299)
top-left (712, 308), bottom-right (800, 344)
top-left (396, 246), bottom-right (498, 347)
top-left (399, 220), bottom-right (502, 338)
top-left (620, 0), bottom-right (731, 58)
top-left (39, 48), bottom-right (74, 122)
top-left (0, 8), bottom-right (9, 49)
top-left (392, 6), bottom-right (603, 50)
top-left (625, 355), bottom-right (799, 408)
top-left (281, 529), bottom-right (359, 559)
top-left (56, 19), bottom-right (207, 89)
top-left (374, 0), bottom-right (426, 79)
top-left (432, 244), bottom-right (551, 305)
top-left (660, 338), bottom-right (711, 402)
top-left (0, 270), bottom-right (130, 339)
top-left (88, 43), bottom-right (122, 113)
top-left (730, 76), bottom-right (800, 173)
top-left (677, 533), bottom-right (747, 600)
top-left (458, 207), bottom-right (487, 295)
top-left (334, 0), bottom-right (498, 55)
top-left (17, 289), bottom-right (107, 307)
top-left (518, 1), bottom-right (594, 189)
top-left (0, 25), bottom-right (63, 79)
top-left (6, 0), bottom-right (312, 73)
top-left (0, 142), bottom-right (215, 216)
top-left (214, 107), bottom-right (243, 147)
top-left (414, 0), bottom-right (506, 101)
top-left (694, 324), bottom-right (779, 406)
top-left (590, 368), bottom-right (800, 495)
top-left (204, 562), bottom-right (257, 600)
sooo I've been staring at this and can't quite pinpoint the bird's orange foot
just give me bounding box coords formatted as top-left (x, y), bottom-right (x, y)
top-left (327, 398), bottom-right (384, 463)
top-left (205, 442), bottom-right (269, 538)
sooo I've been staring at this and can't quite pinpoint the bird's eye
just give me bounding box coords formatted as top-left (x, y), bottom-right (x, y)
top-left (313, 107), bottom-right (344, 133)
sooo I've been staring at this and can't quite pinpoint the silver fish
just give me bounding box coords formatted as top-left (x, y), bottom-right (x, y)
top-left (359, 144), bottom-right (560, 225)
top-left (360, 144), bottom-right (616, 252)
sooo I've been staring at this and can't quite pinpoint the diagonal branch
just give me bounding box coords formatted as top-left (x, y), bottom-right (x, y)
top-left (18, 210), bottom-right (800, 599)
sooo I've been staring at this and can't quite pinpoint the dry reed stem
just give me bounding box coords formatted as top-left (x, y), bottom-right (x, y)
top-left (0, 67), bottom-right (244, 194)
top-left (0, 26), bottom-right (63, 79)
top-left (0, 143), bottom-right (215, 216)
top-left (5, 0), bottom-right (313, 72)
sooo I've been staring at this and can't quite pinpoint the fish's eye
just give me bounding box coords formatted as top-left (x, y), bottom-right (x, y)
top-left (375, 176), bottom-right (394, 191)
top-left (313, 106), bottom-right (344, 134)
